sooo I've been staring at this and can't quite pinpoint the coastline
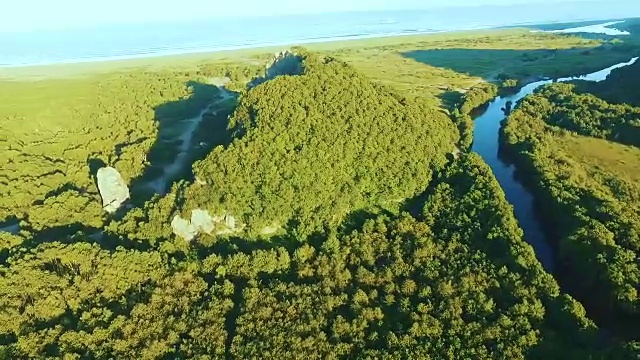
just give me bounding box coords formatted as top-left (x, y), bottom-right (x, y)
top-left (530, 20), bottom-right (630, 35)
top-left (2, 25), bottom-right (525, 70)
top-left (0, 16), bottom-right (626, 75)
top-left (0, 27), bottom-right (526, 79)
top-left (0, 29), bottom-right (454, 69)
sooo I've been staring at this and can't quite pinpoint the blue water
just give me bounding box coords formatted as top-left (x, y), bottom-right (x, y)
top-left (1, 2), bottom-right (639, 67)
top-left (472, 57), bottom-right (638, 272)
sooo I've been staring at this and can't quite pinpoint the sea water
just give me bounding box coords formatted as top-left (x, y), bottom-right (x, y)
top-left (531, 21), bottom-right (630, 35)
top-left (1, 2), bottom-right (638, 67)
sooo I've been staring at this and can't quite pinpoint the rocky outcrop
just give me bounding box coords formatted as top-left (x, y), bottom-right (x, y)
top-left (171, 216), bottom-right (197, 241)
top-left (260, 224), bottom-right (280, 235)
top-left (450, 147), bottom-right (462, 160)
top-left (249, 50), bottom-right (303, 88)
top-left (171, 209), bottom-right (240, 241)
top-left (96, 167), bottom-right (130, 213)
top-left (191, 209), bottom-right (216, 234)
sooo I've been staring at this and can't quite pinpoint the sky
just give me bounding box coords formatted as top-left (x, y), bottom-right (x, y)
top-left (0, 0), bottom-right (618, 32)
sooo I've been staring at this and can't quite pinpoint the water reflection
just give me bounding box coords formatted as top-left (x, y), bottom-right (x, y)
top-left (471, 57), bottom-right (638, 272)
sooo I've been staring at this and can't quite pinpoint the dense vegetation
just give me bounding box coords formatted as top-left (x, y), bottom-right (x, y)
top-left (182, 53), bottom-right (458, 237)
top-left (459, 83), bottom-right (499, 115)
top-left (2, 24), bottom-right (640, 357)
top-left (501, 82), bottom-right (640, 338)
top-left (0, 63), bottom-right (259, 232)
top-left (4, 154), bottom-right (636, 359)
top-left (452, 82), bottom-right (499, 149)
top-left (576, 58), bottom-right (640, 106)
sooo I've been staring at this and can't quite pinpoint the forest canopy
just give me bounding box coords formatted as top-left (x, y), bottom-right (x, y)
top-left (2, 154), bottom-right (631, 359)
top-left (183, 53), bottom-right (459, 236)
top-left (2, 25), bottom-right (640, 357)
top-left (501, 82), bottom-right (640, 338)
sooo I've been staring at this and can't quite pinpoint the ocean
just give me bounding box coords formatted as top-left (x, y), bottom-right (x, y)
top-left (1, 2), bottom-right (639, 67)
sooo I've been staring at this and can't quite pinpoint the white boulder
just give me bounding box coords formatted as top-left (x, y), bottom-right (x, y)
top-left (96, 167), bottom-right (130, 213)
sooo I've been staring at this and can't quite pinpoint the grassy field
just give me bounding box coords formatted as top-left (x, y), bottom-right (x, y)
top-left (558, 132), bottom-right (640, 183)
top-left (332, 30), bottom-right (630, 106)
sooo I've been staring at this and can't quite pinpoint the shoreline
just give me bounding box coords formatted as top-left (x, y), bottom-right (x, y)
top-left (530, 20), bottom-right (630, 35)
top-left (0, 29), bottom-right (451, 69)
top-left (0, 17), bottom-right (624, 71)
top-left (0, 27), bottom-right (529, 79)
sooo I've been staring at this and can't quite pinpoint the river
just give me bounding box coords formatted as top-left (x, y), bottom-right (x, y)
top-left (471, 57), bottom-right (639, 272)
top-left (0, 222), bottom-right (19, 235)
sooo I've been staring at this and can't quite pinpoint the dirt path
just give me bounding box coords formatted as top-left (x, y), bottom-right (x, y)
top-left (146, 86), bottom-right (235, 194)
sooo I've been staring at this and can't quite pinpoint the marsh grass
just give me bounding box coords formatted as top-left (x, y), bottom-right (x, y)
top-left (558, 132), bottom-right (640, 183)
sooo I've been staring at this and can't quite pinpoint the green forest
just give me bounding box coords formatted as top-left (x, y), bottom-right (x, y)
top-left (3, 154), bottom-right (636, 359)
top-left (501, 79), bottom-right (640, 339)
top-left (2, 23), bottom-right (640, 358)
top-left (183, 52), bottom-right (458, 237)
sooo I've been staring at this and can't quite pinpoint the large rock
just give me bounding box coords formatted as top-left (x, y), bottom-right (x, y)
top-left (171, 209), bottom-right (241, 241)
top-left (96, 167), bottom-right (130, 213)
top-left (249, 50), bottom-right (303, 88)
top-left (191, 209), bottom-right (216, 234)
top-left (171, 215), bottom-right (198, 242)
top-left (224, 214), bottom-right (236, 230)
top-left (260, 224), bottom-right (280, 235)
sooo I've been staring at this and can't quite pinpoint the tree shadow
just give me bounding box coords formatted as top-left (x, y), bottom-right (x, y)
top-left (191, 235), bottom-right (294, 261)
top-left (155, 81), bottom-right (220, 121)
top-left (88, 158), bottom-right (107, 191)
top-left (338, 208), bottom-right (395, 235)
top-left (4, 223), bottom-right (154, 265)
top-left (400, 45), bottom-right (635, 82)
top-left (127, 81), bottom-right (239, 206)
top-left (438, 90), bottom-right (464, 112)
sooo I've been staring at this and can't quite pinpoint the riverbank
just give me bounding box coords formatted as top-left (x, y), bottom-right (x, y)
top-left (499, 133), bottom-right (640, 341)
top-left (497, 60), bottom-right (640, 340)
